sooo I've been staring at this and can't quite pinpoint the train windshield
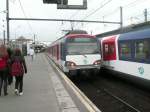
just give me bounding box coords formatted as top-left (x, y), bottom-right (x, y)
top-left (66, 37), bottom-right (99, 55)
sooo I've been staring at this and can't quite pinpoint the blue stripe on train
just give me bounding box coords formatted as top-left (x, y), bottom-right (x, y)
top-left (119, 28), bottom-right (150, 41)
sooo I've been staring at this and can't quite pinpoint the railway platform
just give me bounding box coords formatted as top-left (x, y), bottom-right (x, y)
top-left (0, 53), bottom-right (101, 112)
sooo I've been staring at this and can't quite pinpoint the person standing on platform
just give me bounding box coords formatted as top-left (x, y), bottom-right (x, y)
top-left (6, 47), bottom-right (13, 86)
top-left (11, 48), bottom-right (27, 96)
top-left (0, 45), bottom-right (9, 96)
top-left (29, 47), bottom-right (35, 61)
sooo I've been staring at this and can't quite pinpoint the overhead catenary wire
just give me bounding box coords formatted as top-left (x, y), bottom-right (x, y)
top-left (10, 0), bottom-right (17, 4)
top-left (55, 10), bottom-right (80, 35)
top-left (123, 0), bottom-right (146, 8)
top-left (123, 1), bottom-right (150, 24)
top-left (123, 0), bottom-right (138, 8)
top-left (55, 0), bottom-right (107, 35)
top-left (81, 0), bottom-right (113, 20)
top-left (68, 0), bottom-right (98, 20)
top-left (60, 0), bottom-right (96, 32)
top-left (84, 0), bottom-right (145, 23)
top-left (77, 0), bottom-right (149, 34)
top-left (10, 0), bottom-right (150, 40)
top-left (75, 0), bottom-right (113, 29)
top-left (18, 0), bottom-right (34, 35)
top-left (100, 0), bottom-right (149, 25)
top-left (58, 0), bottom-right (106, 30)
top-left (102, 7), bottom-right (120, 18)
top-left (77, 0), bottom-right (113, 29)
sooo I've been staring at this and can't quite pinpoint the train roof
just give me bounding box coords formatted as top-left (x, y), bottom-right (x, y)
top-left (65, 30), bottom-right (87, 35)
top-left (119, 27), bottom-right (150, 41)
top-left (50, 30), bottom-right (88, 45)
top-left (96, 21), bottom-right (150, 38)
top-left (66, 33), bottom-right (95, 38)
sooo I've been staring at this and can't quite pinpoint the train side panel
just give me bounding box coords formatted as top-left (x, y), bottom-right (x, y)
top-left (101, 28), bottom-right (150, 81)
top-left (106, 61), bottom-right (150, 80)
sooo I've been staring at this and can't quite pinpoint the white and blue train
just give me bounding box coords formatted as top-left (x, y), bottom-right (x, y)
top-left (97, 23), bottom-right (150, 88)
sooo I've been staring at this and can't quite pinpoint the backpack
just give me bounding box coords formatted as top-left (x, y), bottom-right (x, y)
top-left (11, 57), bottom-right (24, 76)
top-left (0, 45), bottom-right (8, 71)
top-left (0, 57), bottom-right (7, 71)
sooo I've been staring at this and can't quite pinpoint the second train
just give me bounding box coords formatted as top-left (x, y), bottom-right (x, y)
top-left (47, 30), bottom-right (101, 77)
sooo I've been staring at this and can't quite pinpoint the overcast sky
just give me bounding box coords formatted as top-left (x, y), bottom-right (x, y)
top-left (0, 0), bottom-right (150, 43)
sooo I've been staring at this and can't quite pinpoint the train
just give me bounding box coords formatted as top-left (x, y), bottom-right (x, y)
top-left (47, 30), bottom-right (101, 77)
top-left (97, 22), bottom-right (150, 89)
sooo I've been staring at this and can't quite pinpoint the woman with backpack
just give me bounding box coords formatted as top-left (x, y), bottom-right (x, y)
top-left (11, 48), bottom-right (27, 96)
top-left (0, 44), bottom-right (9, 96)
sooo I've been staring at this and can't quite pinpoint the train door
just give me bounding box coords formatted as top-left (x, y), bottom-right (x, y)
top-left (57, 44), bottom-right (59, 60)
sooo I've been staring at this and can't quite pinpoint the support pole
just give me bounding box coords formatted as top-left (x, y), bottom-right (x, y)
top-left (6, 0), bottom-right (10, 44)
top-left (3, 30), bottom-right (6, 45)
top-left (120, 7), bottom-right (123, 28)
top-left (144, 9), bottom-right (147, 22)
top-left (71, 22), bottom-right (74, 30)
top-left (34, 34), bottom-right (36, 44)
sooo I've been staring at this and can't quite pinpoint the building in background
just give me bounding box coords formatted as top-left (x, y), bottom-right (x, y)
top-left (10, 36), bottom-right (47, 55)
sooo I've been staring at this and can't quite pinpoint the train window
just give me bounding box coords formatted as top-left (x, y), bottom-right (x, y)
top-left (119, 43), bottom-right (131, 58)
top-left (104, 44), bottom-right (115, 55)
top-left (67, 37), bottom-right (96, 43)
top-left (104, 44), bottom-right (109, 54)
top-left (109, 44), bottom-right (115, 54)
top-left (66, 37), bottom-right (99, 55)
top-left (67, 43), bottom-right (99, 55)
top-left (135, 40), bottom-right (150, 59)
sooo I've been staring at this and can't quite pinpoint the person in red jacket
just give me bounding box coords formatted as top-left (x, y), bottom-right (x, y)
top-left (0, 44), bottom-right (9, 96)
top-left (11, 48), bottom-right (27, 96)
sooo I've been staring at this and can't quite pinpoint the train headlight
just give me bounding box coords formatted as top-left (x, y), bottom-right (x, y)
top-left (93, 60), bottom-right (101, 65)
top-left (65, 61), bottom-right (76, 67)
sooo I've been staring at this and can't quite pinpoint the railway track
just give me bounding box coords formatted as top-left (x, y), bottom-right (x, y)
top-left (72, 71), bottom-right (150, 112)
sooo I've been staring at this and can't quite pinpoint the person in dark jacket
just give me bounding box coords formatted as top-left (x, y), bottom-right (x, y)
top-left (0, 45), bottom-right (9, 96)
top-left (11, 48), bottom-right (27, 96)
top-left (7, 47), bottom-right (13, 86)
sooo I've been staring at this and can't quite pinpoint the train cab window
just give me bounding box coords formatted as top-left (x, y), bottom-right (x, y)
top-left (66, 37), bottom-right (99, 55)
top-left (104, 44), bottom-right (115, 55)
top-left (119, 43), bottom-right (131, 58)
top-left (104, 44), bottom-right (109, 54)
top-left (109, 44), bottom-right (115, 54)
top-left (135, 40), bottom-right (150, 60)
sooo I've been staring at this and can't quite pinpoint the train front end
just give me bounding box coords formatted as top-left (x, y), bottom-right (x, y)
top-left (64, 34), bottom-right (101, 77)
